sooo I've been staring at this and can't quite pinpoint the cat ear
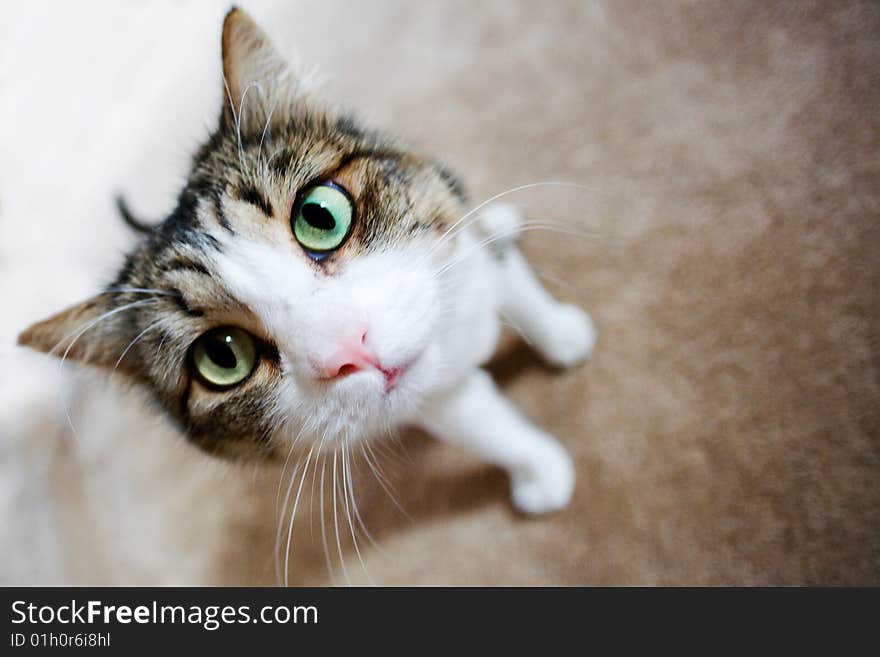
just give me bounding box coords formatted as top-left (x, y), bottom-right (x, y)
top-left (221, 7), bottom-right (293, 133)
top-left (17, 294), bottom-right (142, 373)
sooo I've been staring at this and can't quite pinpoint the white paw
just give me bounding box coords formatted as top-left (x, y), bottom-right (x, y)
top-left (540, 304), bottom-right (596, 369)
top-left (477, 203), bottom-right (522, 253)
top-left (510, 440), bottom-right (575, 515)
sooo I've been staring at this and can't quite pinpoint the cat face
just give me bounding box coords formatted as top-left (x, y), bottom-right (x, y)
top-left (18, 9), bottom-right (468, 460)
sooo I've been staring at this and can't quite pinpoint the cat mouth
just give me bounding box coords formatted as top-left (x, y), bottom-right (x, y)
top-left (373, 359), bottom-right (415, 394)
top-left (380, 364), bottom-right (405, 393)
top-left (377, 352), bottom-right (425, 394)
top-left (322, 354), bottom-right (417, 395)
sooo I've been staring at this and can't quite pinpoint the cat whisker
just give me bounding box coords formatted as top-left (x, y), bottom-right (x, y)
top-left (236, 80), bottom-right (262, 174)
top-left (308, 436), bottom-right (320, 541)
top-left (332, 450), bottom-right (352, 585)
top-left (154, 331), bottom-right (170, 360)
top-left (434, 221), bottom-right (613, 279)
top-left (221, 73), bottom-right (245, 170)
top-left (113, 319), bottom-right (163, 372)
top-left (274, 424), bottom-right (306, 522)
top-left (258, 95), bottom-right (279, 162)
top-left (346, 444), bottom-right (381, 551)
top-left (52, 299), bottom-right (159, 360)
top-left (273, 425), bottom-right (308, 583)
top-left (531, 265), bottom-right (581, 295)
top-left (54, 298), bottom-right (159, 443)
top-left (342, 444), bottom-right (374, 584)
top-left (361, 441), bottom-right (411, 521)
top-left (420, 181), bottom-right (599, 266)
top-left (281, 443), bottom-right (315, 586)
top-left (363, 439), bottom-right (396, 486)
top-left (101, 286), bottom-right (179, 297)
top-left (275, 450), bottom-right (303, 584)
top-left (318, 456), bottom-right (337, 584)
top-left (221, 71), bottom-right (239, 129)
top-left (370, 425), bottom-right (410, 467)
top-left (277, 460), bottom-right (300, 585)
top-left (308, 427), bottom-right (329, 542)
top-left (499, 311), bottom-right (534, 347)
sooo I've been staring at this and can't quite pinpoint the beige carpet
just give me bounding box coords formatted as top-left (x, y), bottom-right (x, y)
top-left (3, 0), bottom-right (878, 585)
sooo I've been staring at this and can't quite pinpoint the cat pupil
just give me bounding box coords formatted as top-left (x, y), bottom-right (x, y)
top-left (205, 336), bottom-right (237, 369)
top-left (302, 203), bottom-right (336, 231)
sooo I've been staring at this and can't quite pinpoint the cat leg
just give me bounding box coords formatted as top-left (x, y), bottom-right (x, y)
top-left (478, 203), bottom-right (596, 368)
top-left (418, 369), bottom-right (575, 514)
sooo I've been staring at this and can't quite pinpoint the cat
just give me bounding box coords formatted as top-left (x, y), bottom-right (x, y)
top-left (17, 7), bottom-right (595, 519)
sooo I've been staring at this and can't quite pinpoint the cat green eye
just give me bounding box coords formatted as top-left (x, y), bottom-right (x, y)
top-left (292, 182), bottom-right (354, 254)
top-left (192, 327), bottom-right (257, 389)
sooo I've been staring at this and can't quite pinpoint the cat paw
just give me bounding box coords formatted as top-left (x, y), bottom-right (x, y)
top-left (540, 304), bottom-right (596, 369)
top-left (477, 203), bottom-right (522, 253)
top-left (510, 440), bottom-right (575, 515)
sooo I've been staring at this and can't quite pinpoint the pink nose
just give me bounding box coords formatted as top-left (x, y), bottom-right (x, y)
top-left (315, 331), bottom-right (379, 379)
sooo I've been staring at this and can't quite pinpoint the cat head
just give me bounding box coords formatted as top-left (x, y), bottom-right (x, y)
top-left (18, 8), bottom-right (470, 460)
